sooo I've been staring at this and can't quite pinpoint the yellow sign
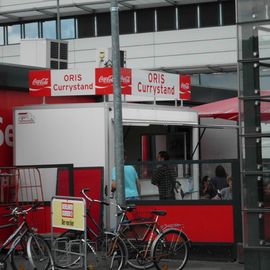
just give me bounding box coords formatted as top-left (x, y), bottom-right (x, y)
top-left (52, 198), bottom-right (85, 231)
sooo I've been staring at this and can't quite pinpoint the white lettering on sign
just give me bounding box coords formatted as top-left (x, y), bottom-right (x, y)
top-left (32, 78), bottom-right (49, 86)
top-left (98, 75), bottom-right (130, 84)
top-left (0, 116), bottom-right (13, 147)
top-left (181, 82), bottom-right (190, 90)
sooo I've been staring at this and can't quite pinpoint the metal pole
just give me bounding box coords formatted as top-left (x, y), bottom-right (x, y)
top-left (110, 0), bottom-right (125, 206)
top-left (56, 0), bottom-right (61, 40)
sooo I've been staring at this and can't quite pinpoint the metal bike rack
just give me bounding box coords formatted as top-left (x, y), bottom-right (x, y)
top-left (51, 196), bottom-right (87, 270)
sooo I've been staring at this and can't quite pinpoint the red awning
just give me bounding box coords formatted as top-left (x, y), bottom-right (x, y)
top-left (193, 91), bottom-right (270, 121)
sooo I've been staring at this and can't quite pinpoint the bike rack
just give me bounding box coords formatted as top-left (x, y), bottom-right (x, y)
top-left (51, 196), bottom-right (87, 270)
top-left (0, 167), bottom-right (45, 206)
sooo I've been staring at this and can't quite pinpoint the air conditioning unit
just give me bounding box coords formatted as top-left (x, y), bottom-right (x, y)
top-left (20, 38), bottom-right (68, 69)
top-left (96, 48), bottom-right (126, 67)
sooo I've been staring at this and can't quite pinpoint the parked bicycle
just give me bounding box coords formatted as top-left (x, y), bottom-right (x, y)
top-left (52, 192), bottom-right (127, 269)
top-left (0, 202), bottom-right (54, 270)
top-left (82, 188), bottom-right (191, 270)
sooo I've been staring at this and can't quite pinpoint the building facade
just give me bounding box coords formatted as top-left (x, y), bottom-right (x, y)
top-left (0, 0), bottom-right (238, 95)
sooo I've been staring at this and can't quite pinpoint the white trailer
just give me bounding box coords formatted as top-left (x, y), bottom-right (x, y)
top-left (13, 102), bottom-right (199, 226)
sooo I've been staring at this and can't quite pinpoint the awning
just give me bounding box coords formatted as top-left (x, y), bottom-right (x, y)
top-left (193, 91), bottom-right (270, 121)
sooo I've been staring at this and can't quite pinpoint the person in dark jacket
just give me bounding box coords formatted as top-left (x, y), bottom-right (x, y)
top-left (151, 151), bottom-right (176, 200)
top-left (212, 165), bottom-right (228, 191)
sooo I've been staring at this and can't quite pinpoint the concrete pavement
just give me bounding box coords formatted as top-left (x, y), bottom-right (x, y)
top-left (7, 257), bottom-right (244, 270)
top-left (184, 260), bottom-right (244, 270)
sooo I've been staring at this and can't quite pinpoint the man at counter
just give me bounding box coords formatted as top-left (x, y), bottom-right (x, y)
top-left (151, 151), bottom-right (176, 200)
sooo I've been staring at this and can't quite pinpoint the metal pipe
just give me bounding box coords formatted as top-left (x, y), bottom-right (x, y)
top-left (110, 0), bottom-right (125, 206)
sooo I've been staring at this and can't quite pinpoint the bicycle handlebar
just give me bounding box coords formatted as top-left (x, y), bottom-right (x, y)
top-left (81, 188), bottom-right (110, 206)
top-left (81, 188), bottom-right (133, 213)
top-left (4, 202), bottom-right (42, 218)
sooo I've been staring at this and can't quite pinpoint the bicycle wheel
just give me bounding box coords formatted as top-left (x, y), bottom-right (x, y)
top-left (151, 229), bottom-right (190, 270)
top-left (121, 224), bottom-right (159, 269)
top-left (10, 234), bottom-right (30, 270)
top-left (0, 254), bottom-right (7, 270)
top-left (27, 235), bottom-right (54, 270)
top-left (86, 232), bottom-right (127, 270)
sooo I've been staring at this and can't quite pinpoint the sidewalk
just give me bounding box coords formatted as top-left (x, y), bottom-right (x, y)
top-left (8, 258), bottom-right (244, 270)
top-left (184, 260), bottom-right (244, 270)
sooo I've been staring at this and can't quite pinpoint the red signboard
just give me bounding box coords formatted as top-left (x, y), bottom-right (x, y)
top-left (179, 75), bottom-right (191, 100)
top-left (95, 67), bottom-right (132, 95)
top-left (29, 70), bottom-right (51, 96)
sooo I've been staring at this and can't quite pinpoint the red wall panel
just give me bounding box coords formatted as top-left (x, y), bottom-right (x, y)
top-left (130, 204), bottom-right (234, 243)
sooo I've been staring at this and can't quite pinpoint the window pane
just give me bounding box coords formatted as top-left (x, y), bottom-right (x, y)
top-left (43, 20), bottom-right (56, 39)
top-left (157, 6), bottom-right (176, 31)
top-left (96, 13), bottom-right (111, 36)
top-left (200, 2), bottom-right (219, 27)
top-left (24, 22), bottom-right (39, 38)
top-left (119, 10), bottom-right (134, 34)
top-left (178, 4), bottom-right (197, 29)
top-left (136, 8), bottom-right (155, 33)
top-left (77, 15), bottom-right (95, 38)
top-left (222, 0), bottom-right (235, 26)
top-left (61, 18), bottom-right (75, 39)
top-left (0, 26), bottom-right (4, 45)
top-left (7, 24), bottom-right (20, 44)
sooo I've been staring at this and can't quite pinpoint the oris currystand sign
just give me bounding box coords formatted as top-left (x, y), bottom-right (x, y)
top-left (132, 69), bottom-right (191, 100)
top-left (29, 69), bottom-right (95, 96)
top-left (29, 68), bottom-right (191, 100)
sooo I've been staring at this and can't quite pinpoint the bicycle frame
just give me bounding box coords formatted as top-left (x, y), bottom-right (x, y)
top-left (0, 218), bottom-right (32, 264)
top-left (117, 212), bottom-right (161, 261)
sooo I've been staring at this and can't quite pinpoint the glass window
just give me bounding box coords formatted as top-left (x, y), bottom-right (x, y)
top-left (136, 8), bottom-right (155, 33)
top-left (119, 10), bottom-right (134, 35)
top-left (222, 0), bottom-right (235, 26)
top-left (77, 15), bottom-right (95, 38)
top-left (157, 6), bottom-right (176, 31)
top-left (178, 4), bottom-right (197, 29)
top-left (0, 26), bottom-right (4, 45)
top-left (42, 20), bottom-right (56, 39)
top-left (7, 24), bottom-right (21, 44)
top-left (24, 22), bottom-right (39, 39)
top-left (200, 2), bottom-right (219, 28)
top-left (61, 18), bottom-right (75, 39)
top-left (96, 13), bottom-right (111, 36)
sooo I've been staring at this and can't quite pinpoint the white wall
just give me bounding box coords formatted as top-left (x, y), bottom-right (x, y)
top-left (200, 117), bottom-right (238, 160)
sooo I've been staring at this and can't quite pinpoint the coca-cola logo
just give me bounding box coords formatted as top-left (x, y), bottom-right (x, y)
top-left (181, 82), bottom-right (190, 90)
top-left (98, 75), bottom-right (131, 84)
top-left (32, 78), bottom-right (49, 86)
top-left (98, 75), bottom-right (113, 84)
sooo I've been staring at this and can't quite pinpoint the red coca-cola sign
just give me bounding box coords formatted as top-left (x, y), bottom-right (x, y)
top-left (95, 67), bottom-right (131, 95)
top-left (179, 75), bottom-right (191, 100)
top-left (29, 70), bottom-right (51, 96)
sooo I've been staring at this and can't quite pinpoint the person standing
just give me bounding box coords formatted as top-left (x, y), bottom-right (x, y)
top-left (151, 151), bottom-right (176, 200)
top-left (111, 156), bottom-right (140, 200)
top-left (212, 165), bottom-right (228, 191)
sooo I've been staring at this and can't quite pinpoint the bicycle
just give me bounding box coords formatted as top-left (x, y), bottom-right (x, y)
top-left (82, 189), bottom-right (159, 269)
top-left (0, 203), bottom-right (54, 270)
top-left (52, 191), bottom-right (127, 270)
top-left (84, 188), bottom-right (191, 270)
